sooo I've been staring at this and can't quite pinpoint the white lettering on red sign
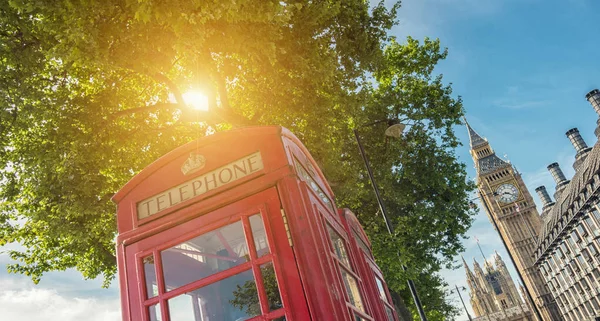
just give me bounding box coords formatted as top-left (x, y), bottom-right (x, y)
top-left (137, 152), bottom-right (263, 219)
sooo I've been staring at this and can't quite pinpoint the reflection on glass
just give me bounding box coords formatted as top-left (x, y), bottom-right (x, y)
top-left (341, 269), bottom-right (364, 312)
top-left (385, 306), bottom-right (395, 321)
top-left (327, 225), bottom-right (349, 267)
top-left (214, 269), bottom-right (260, 320)
top-left (149, 303), bottom-right (162, 321)
top-left (249, 214), bottom-right (269, 257)
top-left (143, 255), bottom-right (158, 299)
top-left (353, 230), bottom-right (370, 255)
top-left (162, 221), bottom-right (249, 291)
top-left (167, 270), bottom-right (259, 321)
top-left (260, 263), bottom-right (283, 311)
top-left (168, 294), bottom-right (198, 321)
top-left (375, 277), bottom-right (388, 302)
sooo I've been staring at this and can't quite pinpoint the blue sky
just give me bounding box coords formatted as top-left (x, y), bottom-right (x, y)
top-left (392, 0), bottom-right (600, 319)
top-left (1, 1), bottom-right (600, 320)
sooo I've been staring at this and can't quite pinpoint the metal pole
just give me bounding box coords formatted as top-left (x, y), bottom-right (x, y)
top-left (354, 129), bottom-right (428, 321)
top-left (478, 191), bottom-right (544, 321)
top-left (455, 285), bottom-right (473, 321)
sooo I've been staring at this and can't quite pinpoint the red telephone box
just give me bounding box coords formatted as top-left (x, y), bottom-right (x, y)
top-left (113, 126), bottom-right (400, 321)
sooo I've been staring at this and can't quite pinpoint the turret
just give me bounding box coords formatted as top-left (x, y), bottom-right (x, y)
top-left (535, 185), bottom-right (554, 209)
top-left (473, 258), bottom-right (491, 294)
top-left (473, 258), bottom-right (483, 274)
top-left (493, 251), bottom-right (504, 267)
top-left (493, 250), bottom-right (521, 305)
top-left (535, 185), bottom-right (555, 221)
top-left (547, 162), bottom-right (569, 200)
top-left (586, 89), bottom-right (600, 139)
top-left (565, 128), bottom-right (592, 171)
top-left (587, 89), bottom-right (600, 114)
top-left (463, 256), bottom-right (480, 292)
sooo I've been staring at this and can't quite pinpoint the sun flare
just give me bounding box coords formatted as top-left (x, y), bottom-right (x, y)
top-left (182, 91), bottom-right (209, 111)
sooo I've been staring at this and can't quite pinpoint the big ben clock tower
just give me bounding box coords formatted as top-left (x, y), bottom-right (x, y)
top-left (466, 120), bottom-right (563, 321)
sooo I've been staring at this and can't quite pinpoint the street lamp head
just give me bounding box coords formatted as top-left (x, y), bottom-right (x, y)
top-left (469, 201), bottom-right (478, 210)
top-left (384, 123), bottom-right (406, 138)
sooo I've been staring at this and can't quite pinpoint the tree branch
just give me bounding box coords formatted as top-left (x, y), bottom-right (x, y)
top-left (150, 72), bottom-right (185, 105)
top-left (108, 102), bottom-right (181, 119)
top-left (215, 71), bottom-right (231, 111)
top-left (118, 63), bottom-right (253, 126)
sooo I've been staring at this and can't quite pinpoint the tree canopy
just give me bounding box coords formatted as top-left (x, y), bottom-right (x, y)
top-left (0, 1), bottom-right (474, 320)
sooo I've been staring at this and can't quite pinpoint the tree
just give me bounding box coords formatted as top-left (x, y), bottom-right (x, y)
top-left (0, 1), bottom-right (474, 319)
top-left (325, 37), bottom-right (476, 321)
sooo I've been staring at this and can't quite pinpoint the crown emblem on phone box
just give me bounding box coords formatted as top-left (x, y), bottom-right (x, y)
top-left (181, 153), bottom-right (206, 175)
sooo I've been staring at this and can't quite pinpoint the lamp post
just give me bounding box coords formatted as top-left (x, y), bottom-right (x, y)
top-left (450, 285), bottom-right (473, 321)
top-left (353, 119), bottom-right (428, 321)
top-left (471, 192), bottom-right (543, 321)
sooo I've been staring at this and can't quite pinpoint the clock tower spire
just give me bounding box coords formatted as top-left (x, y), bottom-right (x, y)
top-left (464, 118), bottom-right (511, 175)
top-left (465, 120), bottom-right (563, 321)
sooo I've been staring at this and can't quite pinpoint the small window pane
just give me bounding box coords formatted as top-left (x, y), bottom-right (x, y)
top-left (143, 255), bottom-right (158, 299)
top-left (341, 269), bottom-right (364, 313)
top-left (582, 278), bottom-right (590, 289)
top-left (162, 221), bottom-right (249, 290)
top-left (168, 294), bottom-right (197, 321)
top-left (590, 243), bottom-right (599, 256)
top-left (376, 277), bottom-right (388, 303)
top-left (353, 230), bottom-right (371, 256)
top-left (184, 269), bottom-right (260, 321)
top-left (582, 249), bottom-right (592, 262)
top-left (260, 262), bottom-right (283, 311)
top-left (250, 214), bottom-right (270, 257)
top-left (561, 243), bottom-right (571, 255)
top-left (227, 270), bottom-right (262, 319)
top-left (584, 217), bottom-right (599, 236)
top-left (149, 303), bottom-right (162, 321)
top-left (327, 225), bottom-right (350, 267)
top-left (577, 255), bottom-right (587, 268)
top-left (385, 306), bottom-right (395, 321)
top-left (271, 317), bottom-right (286, 321)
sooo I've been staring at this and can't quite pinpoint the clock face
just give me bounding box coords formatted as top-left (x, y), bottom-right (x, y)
top-left (496, 184), bottom-right (519, 203)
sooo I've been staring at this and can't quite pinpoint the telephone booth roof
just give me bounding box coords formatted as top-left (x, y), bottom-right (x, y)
top-left (113, 126), bottom-right (335, 238)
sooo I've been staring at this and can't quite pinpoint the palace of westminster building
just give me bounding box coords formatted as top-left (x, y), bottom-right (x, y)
top-left (464, 88), bottom-right (600, 321)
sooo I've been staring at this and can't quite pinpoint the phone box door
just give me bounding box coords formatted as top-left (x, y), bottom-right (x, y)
top-left (124, 188), bottom-right (309, 321)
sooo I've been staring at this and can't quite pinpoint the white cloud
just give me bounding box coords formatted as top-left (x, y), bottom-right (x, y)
top-left (0, 248), bottom-right (121, 321)
top-left (0, 277), bottom-right (120, 321)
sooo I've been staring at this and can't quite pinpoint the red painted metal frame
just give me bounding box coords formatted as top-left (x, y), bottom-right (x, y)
top-left (114, 126), bottom-right (400, 321)
top-left (127, 188), bottom-right (295, 321)
top-left (339, 209), bottom-right (400, 321)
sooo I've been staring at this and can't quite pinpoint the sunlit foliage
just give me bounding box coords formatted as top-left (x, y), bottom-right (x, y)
top-left (0, 1), bottom-right (474, 319)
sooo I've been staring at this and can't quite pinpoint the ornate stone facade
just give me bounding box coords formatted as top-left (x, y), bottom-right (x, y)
top-left (532, 89), bottom-right (600, 321)
top-left (466, 121), bottom-right (563, 321)
top-left (464, 253), bottom-right (532, 320)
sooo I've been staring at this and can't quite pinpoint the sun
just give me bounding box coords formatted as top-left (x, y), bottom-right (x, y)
top-left (182, 90), bottom-right (209, 111)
